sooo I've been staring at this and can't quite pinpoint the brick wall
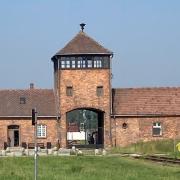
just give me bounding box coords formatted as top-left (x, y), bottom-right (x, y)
top-left (0, 117), bottom-right (57, 149)
top-left (111, 116), bottom-right (180, 147)
top-left (111, 117), bottom-right (140, 147)
top-left (57, 69), bottom-right (111, 147)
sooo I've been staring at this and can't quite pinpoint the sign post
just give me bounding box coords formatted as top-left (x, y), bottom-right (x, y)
top-left (32, 108), bottom-right (38, 180)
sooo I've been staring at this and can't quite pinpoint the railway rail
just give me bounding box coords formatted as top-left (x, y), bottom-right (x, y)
top-left (134, 155), bottom-right (180, 165)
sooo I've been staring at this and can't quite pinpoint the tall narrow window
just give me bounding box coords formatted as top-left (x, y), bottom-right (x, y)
top-left (87, 60), bottom-right (92, 68)
top-left (82, 60), bottom-right (86, 68)
top-left (66, 60), bottom-right (70, 68)
top-left (61, 60), bottom-right (65, 68)
top-left (152, 122), bottom-right (162, 136)
top-left (94, 57), bottom-right (102, 68)
top-left (37, 125), bottom-right (46, 138)
top-left (77, 60), bottom-right (81, 68)
top-left (103, 56), bottom-right (109, 68)
top-left (77, 57), bottom-right (82, 68)
top-left (66, 86), bottom-right (73, 96)
top-left (97, 86), bottom-right (103, 97)
top-left (71, 57), bottom-right (76, 68)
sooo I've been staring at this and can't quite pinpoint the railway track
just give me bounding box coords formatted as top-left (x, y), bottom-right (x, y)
top-left (134, 155), bottom-right (180, 165)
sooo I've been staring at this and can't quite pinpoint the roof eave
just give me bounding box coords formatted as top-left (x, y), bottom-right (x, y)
top-left (0, 115), bottom-right (58, 118)
top-left (111, 113), bottom-right (180, 118)
top-left (51, 52), bottom-right (113, 61)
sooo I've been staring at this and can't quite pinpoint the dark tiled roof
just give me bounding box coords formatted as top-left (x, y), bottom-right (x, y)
top-left (52, 31), bottom-right (112, 58)
top-left (112, 87), bottom-right (180, 115)
top-left (0, 89), bottom-right (56, 116)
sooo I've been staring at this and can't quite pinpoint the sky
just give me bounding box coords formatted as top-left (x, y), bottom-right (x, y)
top-left (0, 0), bottom-right (180, 89)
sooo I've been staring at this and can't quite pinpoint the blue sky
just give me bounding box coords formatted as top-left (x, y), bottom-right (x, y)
top-left (0, 0), bottom-right (180, 89)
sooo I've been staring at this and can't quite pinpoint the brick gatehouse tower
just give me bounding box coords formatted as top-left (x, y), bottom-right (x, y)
top-left (51, 24), bottom-right (113, 148)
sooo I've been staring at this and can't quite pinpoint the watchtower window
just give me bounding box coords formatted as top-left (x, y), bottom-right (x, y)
top-left (97, 86), bottom-right (103, 96)
top-left (72, 57), bottom-right (76, 68)
top-left (66, 86), bottom-right (73, 96)
top-left (59, 56), bottom-right (110, 69)
top-left (61, 60), bottom-right (65, 68)
top-left (87, 60), bottom-right (92, 68)
top-left (77, 58), bottom-right (86, 68)
top-left (103, 56), bottom-right (109, 68)
top-left (94, 57), bottom-right (102, 68)
top-left (66, 60), bottom-right (70, 68)
top-left (77, 60), bottom-right (81, 68)
top-left (20, 97), bottom-right (26, 104)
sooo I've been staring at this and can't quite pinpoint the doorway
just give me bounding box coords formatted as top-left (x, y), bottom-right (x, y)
top-left (66, 108), bottom-right (104, 148)
top-left (7, 125), bottom-right (20, 147)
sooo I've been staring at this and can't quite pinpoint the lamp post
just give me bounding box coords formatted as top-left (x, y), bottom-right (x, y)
top-left (83, 110), bottom-right (87, 145)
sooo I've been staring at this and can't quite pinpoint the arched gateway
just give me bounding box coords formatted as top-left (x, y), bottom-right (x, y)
top-left (66, 108), bottom-right (104, 148)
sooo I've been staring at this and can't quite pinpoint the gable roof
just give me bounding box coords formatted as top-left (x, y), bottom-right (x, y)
top-left (52, 31), bottom-right (112, 59)
top-left (0, 89), bottom-right (56, 117)
top-left (112, 87), bottom-right (180, 116)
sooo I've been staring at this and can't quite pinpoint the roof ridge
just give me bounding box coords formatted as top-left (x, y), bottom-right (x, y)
top-left (113, 87), bottom-right (180, 90)
top-left (0, 88), bottom-right (54, 91)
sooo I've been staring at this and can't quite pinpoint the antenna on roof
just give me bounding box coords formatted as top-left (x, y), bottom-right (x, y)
top-left (80, 23), bottom-right (86, 32)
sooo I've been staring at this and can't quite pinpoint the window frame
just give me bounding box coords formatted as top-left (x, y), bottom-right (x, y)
top-left (58, 56), bottom-right (110, 69)
top-left (66, 86), bottom-right (73, 96)
top-left (96, 86), bottom-right (103, 97)
top-left (152, 122), bottom-right (162, 136)
top-left (61, 60), bottom-right (66, 68)
top-left (20, 97), bottom-right (26, 104)
top-left (37, 124), bottom-right (47, 138)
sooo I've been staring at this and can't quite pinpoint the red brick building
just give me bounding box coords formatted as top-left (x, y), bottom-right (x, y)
top-left (0, 25), bottom-right (180, 149)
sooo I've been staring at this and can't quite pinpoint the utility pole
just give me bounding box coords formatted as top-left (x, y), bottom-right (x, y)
top-left (32, 108), bottom-right (38, 180)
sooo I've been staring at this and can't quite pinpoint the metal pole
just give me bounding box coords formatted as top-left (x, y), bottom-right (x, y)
top-left (34, 108), bottom-right (38, 180)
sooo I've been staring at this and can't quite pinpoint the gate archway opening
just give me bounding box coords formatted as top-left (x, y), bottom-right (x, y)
top-left (66, 108), bottom-right (104, 148)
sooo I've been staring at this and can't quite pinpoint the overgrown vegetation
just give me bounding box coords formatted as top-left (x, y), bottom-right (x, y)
top-left (0, 156), bottom-right (180, 180)
top-left (111, 139), bottom-right (180, 157)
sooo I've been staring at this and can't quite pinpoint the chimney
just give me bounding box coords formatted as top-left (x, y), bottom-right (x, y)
top-left (30, 83), bottom-right (34, 89)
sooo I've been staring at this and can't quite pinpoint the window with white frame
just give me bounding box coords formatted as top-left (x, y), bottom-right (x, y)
top-left (94, 59), bottom-right (102, 68)
top-left (152, 122), bottom-right (162, 136)
top-left (66, 60), bottom-right (70, 68)
top-left (37, 125), bottom-right (47, 138)
top-left (87, 60), bottom-right (92, 68)
top-left (72, 60), bottom-right (76, 68)
top-left (61, 60), bottom-right (65, 68)
top-left (59, 56), bottom-right (110, 69)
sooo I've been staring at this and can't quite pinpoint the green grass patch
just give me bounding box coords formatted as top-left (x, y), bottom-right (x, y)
top-left (111, 139), bottom-right (180, 156)
top-left (0, 156), bottom-right (180, 180)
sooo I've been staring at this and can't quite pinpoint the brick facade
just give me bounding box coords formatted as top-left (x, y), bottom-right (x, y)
top-left (0, 117), bottom-right (57, 149)
top-left (111, 116), bottom-right (180, 147)
top-left (57, 69), bottom-right (112, 148)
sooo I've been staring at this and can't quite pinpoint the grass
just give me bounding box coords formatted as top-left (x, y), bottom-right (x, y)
top-left (0, 156), bottom-right (180, 180)
top-left (110, 139), bottom-right (180, 157)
